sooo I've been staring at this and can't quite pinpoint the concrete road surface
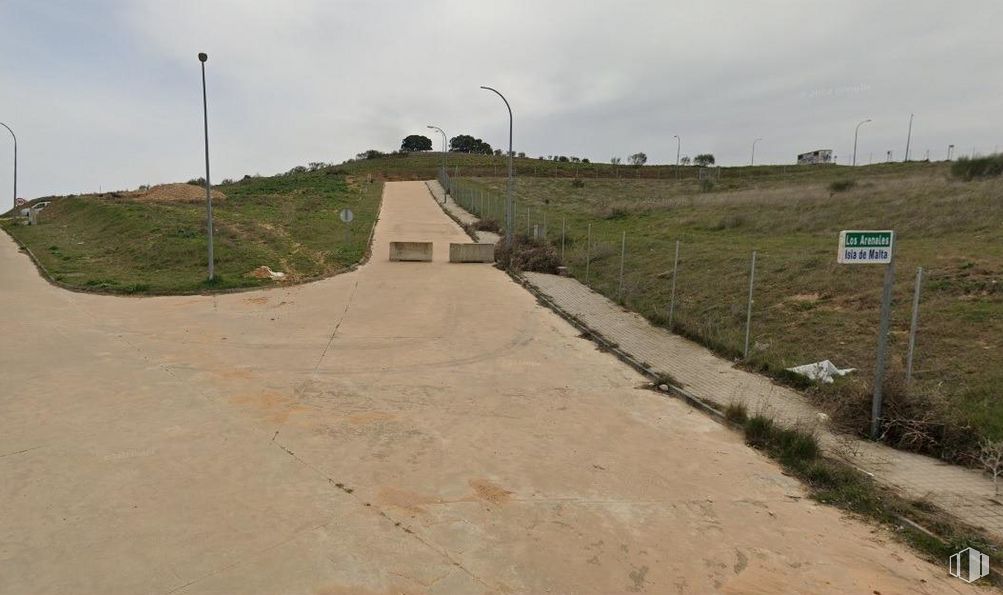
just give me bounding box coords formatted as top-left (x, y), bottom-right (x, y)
top-left (0, 182), bottom-right (977, 593)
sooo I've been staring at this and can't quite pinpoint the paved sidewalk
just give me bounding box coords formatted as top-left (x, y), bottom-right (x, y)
top-left (521, 271), bottom-right (1003, 541)
top-left (426, 180), bottom-right (500, 244)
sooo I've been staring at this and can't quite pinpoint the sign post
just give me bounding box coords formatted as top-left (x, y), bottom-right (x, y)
top-left (838, 230), bottom-right (895, 439)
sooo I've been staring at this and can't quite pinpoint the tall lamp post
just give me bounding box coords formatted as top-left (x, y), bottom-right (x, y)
top-left (751, 138), bottom-right (763, 166)
top-left (673, 134), bottom-right (681, 179)
top-left (480, 86), bottom-right (513, 247)
top-left (426, 125), bottom-right (447, 190)
top-left (852, 118), bottom-right (871, 166)
top-left (904, 113), bottom-right (914, 162)
top-left (198, 52), bottom-right (215, 282)
top-left (0, 122), bottom-right (15, 215)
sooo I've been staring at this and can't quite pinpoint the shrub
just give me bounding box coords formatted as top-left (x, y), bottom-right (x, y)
top-left (699, 179), bottom-right (715, 192)
top-left (601, 206), bottom-right (628, 220)
top-left (473, 219), bottom-right (502, 233)
top-left (710, 214), bottom-right (745, 230)
top-left (951, 154), bottom-right (1003, 180)
top-left (828, 179), bottom-right (856, 192)
top-left (819, 374), bottom-right (982, 465)
top-left (571, 178), bottom-right (585, 188)
top-left (187, 177), bottom-right (205, 186)
top-left (494, 234), bottom-right (561, 273)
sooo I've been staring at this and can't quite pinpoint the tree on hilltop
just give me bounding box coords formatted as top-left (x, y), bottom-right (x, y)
top-left (401, 134), bottom-right (433, 152)
top-left (449, 134), bottom-right (493, 154)
top-left (628, 152), bottom-right (647, 166)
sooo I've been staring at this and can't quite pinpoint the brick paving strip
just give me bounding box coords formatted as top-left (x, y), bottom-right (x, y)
top-left (429, 178), bottom-right (1003, 542)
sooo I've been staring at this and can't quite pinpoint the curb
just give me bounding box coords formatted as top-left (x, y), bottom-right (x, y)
top-left (508, 270), bottom-right (723, 420)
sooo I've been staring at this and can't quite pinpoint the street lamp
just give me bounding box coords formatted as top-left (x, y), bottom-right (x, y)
top-left (426, 125), bottom-right (447, 194)
top-left (751, 138), bottom-right (763, 166)
top-left (673, 134), bottom-right (680, 179)
top-left (480, 85), bottom-right (513, 247)
top-left (198, 52), bottom-right (215, 282)
top-left (0, 122), bottom-right (15, 215)
top-left (904, 113), bottom-right (914, 162)
top-left (852, 118), bottom-right (871, 166)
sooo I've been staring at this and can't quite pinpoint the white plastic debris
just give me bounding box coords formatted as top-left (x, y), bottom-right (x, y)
top-left (786, 360), bottom-right (856, 384)
top-left (249, 265), bottom-right (287, 280)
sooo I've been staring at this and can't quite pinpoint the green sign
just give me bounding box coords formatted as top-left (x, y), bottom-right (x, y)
top-left (838, 230), bottom-right (894, 264)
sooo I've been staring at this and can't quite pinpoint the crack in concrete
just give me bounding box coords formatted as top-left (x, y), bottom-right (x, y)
top-left (269, 436), bottom-right (501, 592)
top-left (313, 278), bottom-right (361, 372)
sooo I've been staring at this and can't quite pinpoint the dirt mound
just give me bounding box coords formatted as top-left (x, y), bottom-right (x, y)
top-left (128, 183), bottom-right (226, 204)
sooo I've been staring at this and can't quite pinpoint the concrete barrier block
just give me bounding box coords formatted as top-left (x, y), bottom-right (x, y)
top-left (449, 243), bottom-right (495, 263)
top-left (389, 241), bottom-right (433, 262)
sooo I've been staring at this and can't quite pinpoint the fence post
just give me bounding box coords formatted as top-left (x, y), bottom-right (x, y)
top-left (617, 230), bottom-right (626, 302)
top-left (561, 218), bottom-right (566, 262)
top-left (542, 211), bottom-right (547, 240)
top-left (526, 207), bottom-right (531, 233)
top-left (668, 240), bottom-right (680, 327)
top-left (906, 266), bottom-right (924, 385)
top-left (743, 250), bottom-right (757, 359)
top-left (585, 223), bottom-right (592, 285)
top-left (871, 259), bottom-right (896, 440)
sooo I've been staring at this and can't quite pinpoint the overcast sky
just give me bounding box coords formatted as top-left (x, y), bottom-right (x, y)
top-left (1, 0), bottom-right (1001, 205)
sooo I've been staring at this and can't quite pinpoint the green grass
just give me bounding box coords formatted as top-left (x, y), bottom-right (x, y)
top-left (439, 160), bottom-right (1003, 458)
top-left (1, 170), bottom-right (381, 294)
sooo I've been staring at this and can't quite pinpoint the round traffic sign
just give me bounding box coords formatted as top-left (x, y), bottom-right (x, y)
top-left (339, 208), bottom-right (354, 224)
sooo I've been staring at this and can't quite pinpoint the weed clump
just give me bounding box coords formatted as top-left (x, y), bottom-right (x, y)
top-left (473, 219), bottom-right (502, 233)
top-left (724, 402), bottom-right (749, 425)
top-left (821, 374), bottom-right (983, 465)
top-left (828, 179), bottom-right (856, 193)
top-left (494, 234), bottom-right (561, 273)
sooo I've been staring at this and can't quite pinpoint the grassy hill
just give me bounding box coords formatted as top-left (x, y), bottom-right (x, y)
top-left (1, 171), bottom-right (381, 294)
